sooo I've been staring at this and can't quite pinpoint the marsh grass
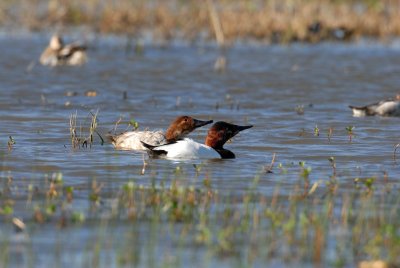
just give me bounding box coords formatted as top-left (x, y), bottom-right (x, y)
top-left (0, 161), bottom-right (398, 266)
top-left (2, 0), bottom-right (400, 43)
top-left (69, 110), bottom-right (103, 149)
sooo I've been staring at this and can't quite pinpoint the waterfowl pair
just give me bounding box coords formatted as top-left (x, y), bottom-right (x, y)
top-left (349, 95), bottom-right (400, 117)
top-left (142, 121), bottom-right (253, 159)
top-left (40, 35), bottom-right (87, 66)
top-left (109, 116), bottom-right (213, 151)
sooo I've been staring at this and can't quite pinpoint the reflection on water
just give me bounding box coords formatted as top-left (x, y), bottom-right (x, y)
top-left (1, 33), bottom-right (400, 267)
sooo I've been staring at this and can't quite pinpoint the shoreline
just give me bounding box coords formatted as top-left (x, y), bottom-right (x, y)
top-left (2, 28), bottom-right (400, 50)
top-left (1, 0), bottom-right (400, 44)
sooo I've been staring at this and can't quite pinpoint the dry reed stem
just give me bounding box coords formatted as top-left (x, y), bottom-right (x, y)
top-left (69, 111), bottom-right (79, 149)
top-left (265, 153), bottom-right (276, 173)
top-left (113, 116), bottom-right (122, 133)
top-left (4, 0), bottom-right (400, 42)
top-left (69, 110), bottom-right (102, 149)
top-left (207, 0), bottom-right (225, 46)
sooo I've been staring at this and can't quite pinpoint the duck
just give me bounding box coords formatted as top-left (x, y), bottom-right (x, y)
top-left (349, 95), bottom-right (400, 117)
top-left (108, 116), bottom-right (213, 151)
top-left (40, 35), bottom-right (87, 66)
top-left (141, 121), bottom-right (253, 159)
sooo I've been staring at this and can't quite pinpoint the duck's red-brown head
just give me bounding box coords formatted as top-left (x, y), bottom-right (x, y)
top-left (165, 116), bottom-right (213, 142)
top-left (205, 121), bottom-right (253, 149)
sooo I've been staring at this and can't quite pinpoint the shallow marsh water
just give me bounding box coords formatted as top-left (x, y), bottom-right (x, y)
top-left (0, 33), bottom-right (399, 267)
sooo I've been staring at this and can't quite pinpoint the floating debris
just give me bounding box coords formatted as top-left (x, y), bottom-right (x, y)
top-left (295, 105), bottom-right (304, 115)
top-left (65, 91), bottom-right (78, 97)
top-left (12, 217), bottom-right (25, 233)
top-left (84, 90), bottom-right (97, 97)
top-left (214, 56), bottom-right (227, 72)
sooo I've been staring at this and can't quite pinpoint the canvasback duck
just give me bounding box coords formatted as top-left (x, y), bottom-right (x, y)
top-left (40, 35), bottom-right (87, 66)
top-left (141, 121), bottom-right (253, 159)
top-left (349, 95), bottom-right (400, 117)
top-left (108, 116), bottom-right (213, 151)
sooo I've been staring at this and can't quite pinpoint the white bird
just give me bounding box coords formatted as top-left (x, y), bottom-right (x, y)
top-left (40, 35), bottom-right (87, 66)
top-left (349, 95), bottom-right (400, 117)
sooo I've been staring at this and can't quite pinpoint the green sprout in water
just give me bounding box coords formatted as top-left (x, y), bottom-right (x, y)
top-left (345, 125), bottom-right (355, 142)
top-left (71, 212), bottom-right (85, 223)
top-left (314, 125), bottom-right (319, 137)
top-left (278, 163), bottom-right (288, 174)
top-left (193, 164), bottom-right (203, 176)
top-left (299, 161), bottom-right (312, 178)
top-left (129, 118), bottom-right (139, 130)
top-left (354, 177), bottom-right (375, 193)
top-left (0, 205), bottom-right (13, 215)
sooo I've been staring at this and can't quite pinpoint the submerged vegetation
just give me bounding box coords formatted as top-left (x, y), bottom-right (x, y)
top-left (1, 0), bottom-right (400, 43)
top-left (0, 162), bottom-right (398, 266)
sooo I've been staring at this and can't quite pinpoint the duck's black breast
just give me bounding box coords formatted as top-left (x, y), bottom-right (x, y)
top-left (215, 148), bottom-right (235, 159)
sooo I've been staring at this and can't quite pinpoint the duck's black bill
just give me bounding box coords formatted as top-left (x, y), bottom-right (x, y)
top-left (236, 125), bottom-right (253, 132)
top-left (193, 119), bottom-right (213, 128)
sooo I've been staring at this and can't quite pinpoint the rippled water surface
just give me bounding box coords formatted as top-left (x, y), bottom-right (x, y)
top-left (1, 33), bottom-right (400, 267)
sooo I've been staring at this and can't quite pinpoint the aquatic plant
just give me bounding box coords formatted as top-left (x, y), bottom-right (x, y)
top-left (327, 127), bottom-right (333, 142)
top-left (265, 153), bottom-right (276, 173)
top-left (0, 164), bottom-right (398, 267)
top-left (69, 110), bottom-right (103, 149)
top-left (329, 156), bottom-right (336, 177)
top-left (346, 125), bottom-right (355, 142)
top-left (314, 125), bottom-right (319, 137)
top-left (69, 111), bottom-right (79, 148)
top-left (7, 136), bottom-right (15, 151)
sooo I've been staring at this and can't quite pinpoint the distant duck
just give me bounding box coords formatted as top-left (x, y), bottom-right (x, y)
top-left (40, 35), bottom-right (87, 66)
top-left (108, 116), bottom-right (213, 151)
top-left (141, 121), bottom-right (253, 159)
top-left (349, 95), bottom-right (400, 117)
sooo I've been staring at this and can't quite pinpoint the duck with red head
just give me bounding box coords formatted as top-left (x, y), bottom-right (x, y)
top-left (165, 116), bottom-right (213, 142)
top-left (205, 121), bottom-right (253, 159)
top-left (108, 116), bottom-right (213, 151)
top-left (142, 121), bottom-right (253, 159)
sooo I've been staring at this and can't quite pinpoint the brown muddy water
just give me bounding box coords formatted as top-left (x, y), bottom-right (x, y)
top-left (0, 32), bottom-right (400, 267)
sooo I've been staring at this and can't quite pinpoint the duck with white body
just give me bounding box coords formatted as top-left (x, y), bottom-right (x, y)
top-left (142, 121), bottom-right (253, 159)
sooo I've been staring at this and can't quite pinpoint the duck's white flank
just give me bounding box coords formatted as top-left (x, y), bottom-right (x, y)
top-left (111, 131), bottom-right (165, 150)
top-left (374, 100), bottom-right (400, 116)
top-left (152, 138), bottom-right (220, 159)
top-left (350, 99), bottom-right (400, 117)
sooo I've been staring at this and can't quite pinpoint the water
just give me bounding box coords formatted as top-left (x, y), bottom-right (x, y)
top-left (1, 33), bottom-right (400, 267)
